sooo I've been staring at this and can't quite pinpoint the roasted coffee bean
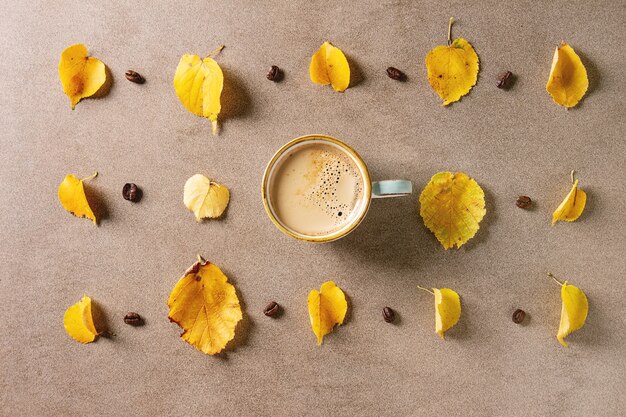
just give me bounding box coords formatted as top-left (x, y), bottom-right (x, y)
top-left (386, 67), bottom-right (406, 81)
top-left (512, 309), bottom-right (526, 324)
top-left (266, 65), bottom-right (281, 81)
top-left (122, 183), bottom-right (141, 202)
top-left (125, 70), bottom-right (145, 84)
top-left (382, 307), bottom-right (396, 323)
top-left (496, 71), bottom-right (512, 88)
top-left (124, 312), bottom-right (143, 326)
top-left (263, 301), bottom-right (280, 317)
top-left (516, 195), bottom-right (532, 209)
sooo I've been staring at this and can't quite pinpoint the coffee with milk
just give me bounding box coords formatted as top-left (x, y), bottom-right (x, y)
top-left (268, 142), bottom-right (366, 237)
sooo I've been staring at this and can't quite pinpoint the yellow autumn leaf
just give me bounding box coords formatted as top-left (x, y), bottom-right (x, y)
top-left (58, 44), bottom-right (107, 109)
top-left (308, 281), bottom-right (348, 345)
top-left (58, 172), bottom-right (98, 224)
top-left (548, 273), bottom-right (588, 347)
top-left (167, 256), bottom-right (242, 355)
top-left (419, 172), bottom-right (486, 249)
top-left (183, 174), bottom-right (230, 222)
top-left (425, 18), bottom-right (479, 105)
top-left (64, 295), bottom-right (98, 344)
top-left (546, 42), bottom-right (588, 108)
top-left (173, 46), bottom-right (225, 135)
top-left (418, 286), bottom-right (461, 339)
top-left (310, 41), bottom-right (350, 92)
top-left (552, 172), bottom-right (586, 225)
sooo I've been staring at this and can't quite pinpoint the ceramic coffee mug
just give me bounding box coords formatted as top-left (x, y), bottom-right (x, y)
top-left (262, 134), bottom-right (412, 242)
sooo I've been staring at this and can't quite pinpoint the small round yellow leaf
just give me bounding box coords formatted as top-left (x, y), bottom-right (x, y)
top-left (58, 44), bottom-right (106, 109)
top-left (183, 174), bottom-right (230, 222)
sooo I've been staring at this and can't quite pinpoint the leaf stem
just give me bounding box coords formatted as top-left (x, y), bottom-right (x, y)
top-left (570, 170), bottom-right (576, 184)
top-left (447, 17), bottom-right (453, 46)
top-left (417, 285), bottom-right (434, 295)
top-left (197, 254), bottom-right (206, 264)
top-left (206, 45), bottom-right (225, 59)
top-left (547, 272), bottom-right (564, 286)
top-left (81, 171), bottom-right (98, 182)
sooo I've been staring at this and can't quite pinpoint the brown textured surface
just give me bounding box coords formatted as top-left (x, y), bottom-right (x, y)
top-left (1, 1), bottom-right (625, 416)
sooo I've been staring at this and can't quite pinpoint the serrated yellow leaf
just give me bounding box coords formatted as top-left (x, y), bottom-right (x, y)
top-left (308, 281), bottom-right (347, 345)
top-left (419, 172), bottom-right (486, 249)
top-left (310, 41), bottom-right (350, 92)
top-left (425, 24), bottom-right (479, 106)
top-left (546, 42), bottom-right (588, 108)
top-left (552, 179), bottom-right (586, 225)
top-left (63, 295), bottom-right (98, 344)
top-left (167, 257), bottom-right (242, 355)
top-left (556, 280), bottom-right (588, 347)
top-left (173, 51), bottom-right (224, 135)
top-left (183, 174), bottom-right (230, 222)
top-left (58, 44), bottom-right (106, 109)
top-left (58, 172), bottom-right (98, 224)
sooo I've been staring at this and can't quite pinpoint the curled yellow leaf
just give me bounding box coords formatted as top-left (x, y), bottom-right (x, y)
top-left (419, 172), bottom-right (486, 249)
top-left (308, 281), bottom-right (348, 345)
top-left (425, 18), bottom-right (479, 105)
top-left (418, 286), bottom-right (461, 339)
top-left (546, 42), bottom-right (588, 108)
top-left (173, 47), bottom-right (224, 135)
top-left (58, 44), bottom-right (106, 109)
top-left (552, 175), bottom-right (586, 225)
top-left (167, 257), bottom-right (242, 355)
top-left (549, 274), bottom-right (588, 347)
top-left (310, 41), bottom-right (350, 92)
top-left (58, 172), bottom-right (98, 224)
top-left (183, 174), bottom-right (230, 222)
top-left (63, 295), bottom-right (98, 344)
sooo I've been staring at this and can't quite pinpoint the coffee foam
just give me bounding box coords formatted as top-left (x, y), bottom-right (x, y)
top-left (269, 142), bottom-right (365, 237)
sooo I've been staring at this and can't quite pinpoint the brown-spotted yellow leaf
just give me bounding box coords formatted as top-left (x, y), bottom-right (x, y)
top-left (419, 286), bottom-right (461, 339)
top-left (58, 44), bottom-right (107, 109)
top-left (167, 257), bottom-right (242, 355)
top-left (63, 295), bottom-right (98, 344)
top-left (425, 18), bottom-right (479, 105)
top-left (173, 47), bottom-right (224, 135)
top-left (183, 174), bottom-right (230, 222)
top-left (310, 42), bottom-right (350, 92)
top-left (58, 172), bottom-right (98, 224)
top-left (308, 281), bottom-right (348, 345)
top-left (552, 177), bottom-right (586, 225)
top-left (546, 42), bottom-right (588, 108)
top-left (419, 172), bottom-right (486, 249)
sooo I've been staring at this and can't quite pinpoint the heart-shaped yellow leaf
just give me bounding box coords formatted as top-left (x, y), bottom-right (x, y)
top-left (167, 257), bottom-right (242, 355)
top-left (549, 274), bottom-right (588, 347)
top-left (425, 18), bottom-right (479, 105)
top-left (419, 286), bottom-right (461, 339)
top-left (173, 47), bottom-right (224, 135)
top-left (546, 42), bottom-right (588, 108)
top-left (58, 172), bottom-right (98, 224)
top-left (419, 172), bottom-right (486, 249)
top-left (63, 295), bottom-right (98, 344)
top-left (552, 176), bottom-right (586, 225)
top-left (308, 281), bottom-right (348, 345)
top-left (58, 44), bottom-right (107, 109)
top-left (310, 41), bottom-right (350, 92)
top-left (183, 174), bottom-right (230, 222)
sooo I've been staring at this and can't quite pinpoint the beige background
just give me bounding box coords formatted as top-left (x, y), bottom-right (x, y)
top-left (1, 0), bottom-right (625, 416)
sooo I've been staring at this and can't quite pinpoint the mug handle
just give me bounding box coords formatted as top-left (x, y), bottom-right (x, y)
top-left (372, 180), bottom-right (413, 198)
